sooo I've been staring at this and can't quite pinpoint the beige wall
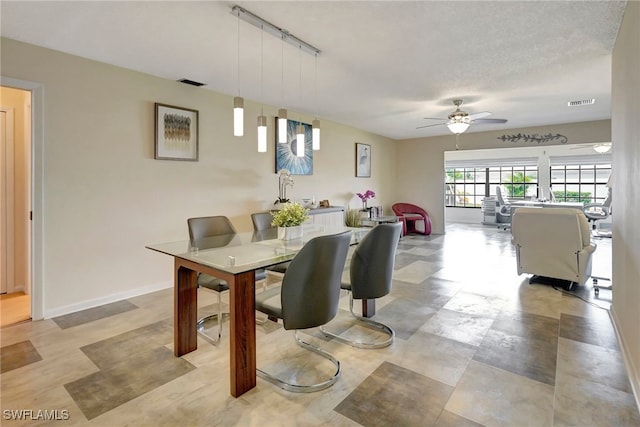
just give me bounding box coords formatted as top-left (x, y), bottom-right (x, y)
top-left (396, 120), bottom-right (611, 234)
top-left (611, 0), bottom-right (640, 404)
top-left (0, 38), bottom-right (396, 316)
top-left (0, 85), bottom-right (30, 294)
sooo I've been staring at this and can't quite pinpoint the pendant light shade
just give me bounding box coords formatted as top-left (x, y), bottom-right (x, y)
top-left (278, 109), bottom-right (288, 143)
top-left (257, 115), bottom-right (267, 152)
top-left (296, 124), bottom-right (305, 157)
top-left (233, 96), bottom-right (244, 137)
top-left (312, 119), bottom-right (320, 150)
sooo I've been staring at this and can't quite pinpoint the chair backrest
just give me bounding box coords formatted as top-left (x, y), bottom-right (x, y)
top-left (350, 222), bottom-right (402, 300)
top-left (602, 187), bottom-right (612, 209)
top-left (187, 216), bottom-right (236, 246)
top-left (280, 231), bottom-right (351, 330)
top-left (496, 185), bottom-right (510, 206)
top-left (251, 212), bottom-right (274, 231)
top-left (391, 203), bottom-right (427, 216)
top-left (512, 207), bottom-right (591, 253)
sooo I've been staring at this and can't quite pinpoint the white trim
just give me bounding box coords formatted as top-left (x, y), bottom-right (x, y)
top-left (609, 307), bottom-right (640, 410)
top-left (1, 76), bottom-right (44, 320)
top-left (43, 281), bottom-right (172, 319)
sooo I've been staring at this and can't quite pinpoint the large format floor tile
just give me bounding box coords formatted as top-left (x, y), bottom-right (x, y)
top-left (0, 223), bottom-right (635, 426)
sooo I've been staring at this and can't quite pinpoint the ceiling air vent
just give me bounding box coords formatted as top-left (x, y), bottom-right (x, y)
top-left (568, 99), bottom-right (595, 107)
top-left (177, 79), bottom-right (206, 87)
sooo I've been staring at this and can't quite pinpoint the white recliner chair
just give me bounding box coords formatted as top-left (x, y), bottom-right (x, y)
top-left (511, 207), bottom-right (596, 289)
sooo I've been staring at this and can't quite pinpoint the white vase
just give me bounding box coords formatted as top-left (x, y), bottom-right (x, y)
top-left (278, 225), bottom-right (303, 241)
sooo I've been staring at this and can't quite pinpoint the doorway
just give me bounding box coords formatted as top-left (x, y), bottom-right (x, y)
top-left (1, 86), bottom-right (32, 326)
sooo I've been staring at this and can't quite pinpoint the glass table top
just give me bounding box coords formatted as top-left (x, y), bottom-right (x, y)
top-left (146, 224), bottom-right (368, 275)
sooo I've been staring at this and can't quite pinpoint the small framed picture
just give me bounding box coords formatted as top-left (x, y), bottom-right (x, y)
top-left (355, 143), bottom-right (371, 177)
top-left (154, 103), bottom-right (199, 161)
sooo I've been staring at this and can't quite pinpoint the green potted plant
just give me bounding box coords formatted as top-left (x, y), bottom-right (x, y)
top-left (271, 202), bottom-right (310, 240)
top-left (344, 208), bottom-right (362, 227)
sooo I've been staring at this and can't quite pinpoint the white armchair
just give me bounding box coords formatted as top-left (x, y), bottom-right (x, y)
top-left (512, 207), bottom-right (596, 288)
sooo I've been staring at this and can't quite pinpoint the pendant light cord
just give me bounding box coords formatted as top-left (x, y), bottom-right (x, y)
top-left (261, 25), bottom-right (264, 114)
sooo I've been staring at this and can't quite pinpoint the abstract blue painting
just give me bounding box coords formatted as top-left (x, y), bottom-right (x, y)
top-left (275, 119), bottom-right (313, 175)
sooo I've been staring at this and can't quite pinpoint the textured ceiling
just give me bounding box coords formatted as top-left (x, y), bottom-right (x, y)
top-left (0, 1), bottom-right (627, 140)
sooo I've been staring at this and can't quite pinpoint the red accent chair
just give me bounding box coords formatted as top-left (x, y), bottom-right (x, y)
top-left (392, 203), bottom-right (432, 235)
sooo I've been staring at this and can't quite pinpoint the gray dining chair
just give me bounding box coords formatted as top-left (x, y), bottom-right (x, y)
top-left (251, 212), bottom-right (290, 275)
top-left (321, 222), bottom-right (402, 348)
top-left (187, 215), bottom-right (237, 345)
top-left (255, 231), bottom-right (351, 393)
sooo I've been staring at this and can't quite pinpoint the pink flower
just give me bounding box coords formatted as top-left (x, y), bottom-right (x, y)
top-left (356, 190), bottom-right (376, 202)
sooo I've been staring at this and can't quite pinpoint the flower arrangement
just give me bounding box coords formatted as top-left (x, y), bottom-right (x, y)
top-left (271, 202), bottom-right (310, 227)
top-left (275, 169), bottom-right (294, 204)
top-left (356, 190), bottom-right (376, 210)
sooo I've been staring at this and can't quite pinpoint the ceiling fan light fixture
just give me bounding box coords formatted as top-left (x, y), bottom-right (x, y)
top-left (593, 143), bottom-right (612, 153)
top-left (447, 121), bottom-right (470, 134)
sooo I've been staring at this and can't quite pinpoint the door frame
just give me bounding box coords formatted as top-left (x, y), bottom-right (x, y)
top-left (1, 77), bottom-right (44, 320)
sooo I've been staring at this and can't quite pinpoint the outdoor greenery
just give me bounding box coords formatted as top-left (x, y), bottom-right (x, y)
top-left (552, 191), bottom-right (592, 204)
top-left (270, 202), bottom-right (310, 227)
top-left (503, 172), bottom-right (535, 197)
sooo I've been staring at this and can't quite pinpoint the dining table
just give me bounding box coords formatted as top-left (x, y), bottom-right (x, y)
top-left (146, 224), bottom-right (368, 397)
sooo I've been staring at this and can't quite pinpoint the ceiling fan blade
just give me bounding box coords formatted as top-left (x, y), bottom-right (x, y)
top-left (471, 118), bottom-right (508, 124)
top-left (423, 117), bottom-right (446, 121)
top-left (416, 122), bottom-right (446, 129)
top-left (468, 111), bottom-right (492, 120)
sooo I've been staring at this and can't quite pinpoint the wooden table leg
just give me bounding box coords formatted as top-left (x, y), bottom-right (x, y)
top-left (361, 299), bottom-right (376, 318)
top-left (174, 261), bottom-right (198, 356)
top-left (228, 271), bottom-right (257, 397)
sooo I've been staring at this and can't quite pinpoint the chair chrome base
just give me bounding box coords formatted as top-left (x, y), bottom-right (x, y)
top-left (257, 330), bottom-right (341, 393)
top-left (320, 294), bottom-right (394, 349)
top-left (196, 312), bottom-right (229, 345)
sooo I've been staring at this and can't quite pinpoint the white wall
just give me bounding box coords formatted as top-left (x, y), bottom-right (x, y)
top-left (397, 120), bottom-right (611, 234)
top-left (0, 38), bottom-right (397, 317)
top-left (611, 0), bottom-right (640, 405)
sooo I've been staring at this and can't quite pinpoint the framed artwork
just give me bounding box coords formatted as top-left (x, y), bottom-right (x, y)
top-left (154, 103), bottom-right (199, 161)
top-left (275, 119), bottom-right (313, 175)
top-left (355, 143), bottom-right (371, 177)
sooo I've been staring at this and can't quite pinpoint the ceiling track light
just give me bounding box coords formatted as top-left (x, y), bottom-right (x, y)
top-left (231, 5), bottom-right (321, 57)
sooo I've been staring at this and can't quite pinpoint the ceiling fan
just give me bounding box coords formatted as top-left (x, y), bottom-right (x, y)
top-left (417, 99), bottom-right (508, 134)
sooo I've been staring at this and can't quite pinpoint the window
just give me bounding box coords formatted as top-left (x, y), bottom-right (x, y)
top-left (550, 163), bottom-right (611, 205)
top-left (445, 165), bottom-right (538, 208)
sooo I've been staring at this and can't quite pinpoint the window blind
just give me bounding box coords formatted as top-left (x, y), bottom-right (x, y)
top-left (445, 157), bottom-right (538, 169)
top-left (549, 154), bottom-right (612, 166)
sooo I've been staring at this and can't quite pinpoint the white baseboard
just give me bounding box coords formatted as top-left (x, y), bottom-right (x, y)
top-left (43, 281), bottom-right (172, 319)
top-left (609, 307), bottom-right (640, 410)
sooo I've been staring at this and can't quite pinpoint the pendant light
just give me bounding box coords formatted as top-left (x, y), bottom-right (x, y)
top-left (295, 45), bottom-right (304, 157)
top-left (257, 26), bottom-right (267, 152)
top-left (278, 36), bottom-right (288, 143)
top-left (312, 53), bottom-right (320, 150)
top-left (233, 10), bottom-right (244, 137)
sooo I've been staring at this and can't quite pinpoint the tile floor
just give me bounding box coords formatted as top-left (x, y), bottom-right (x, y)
top-left (1, 223), bottom-right (637, 426)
